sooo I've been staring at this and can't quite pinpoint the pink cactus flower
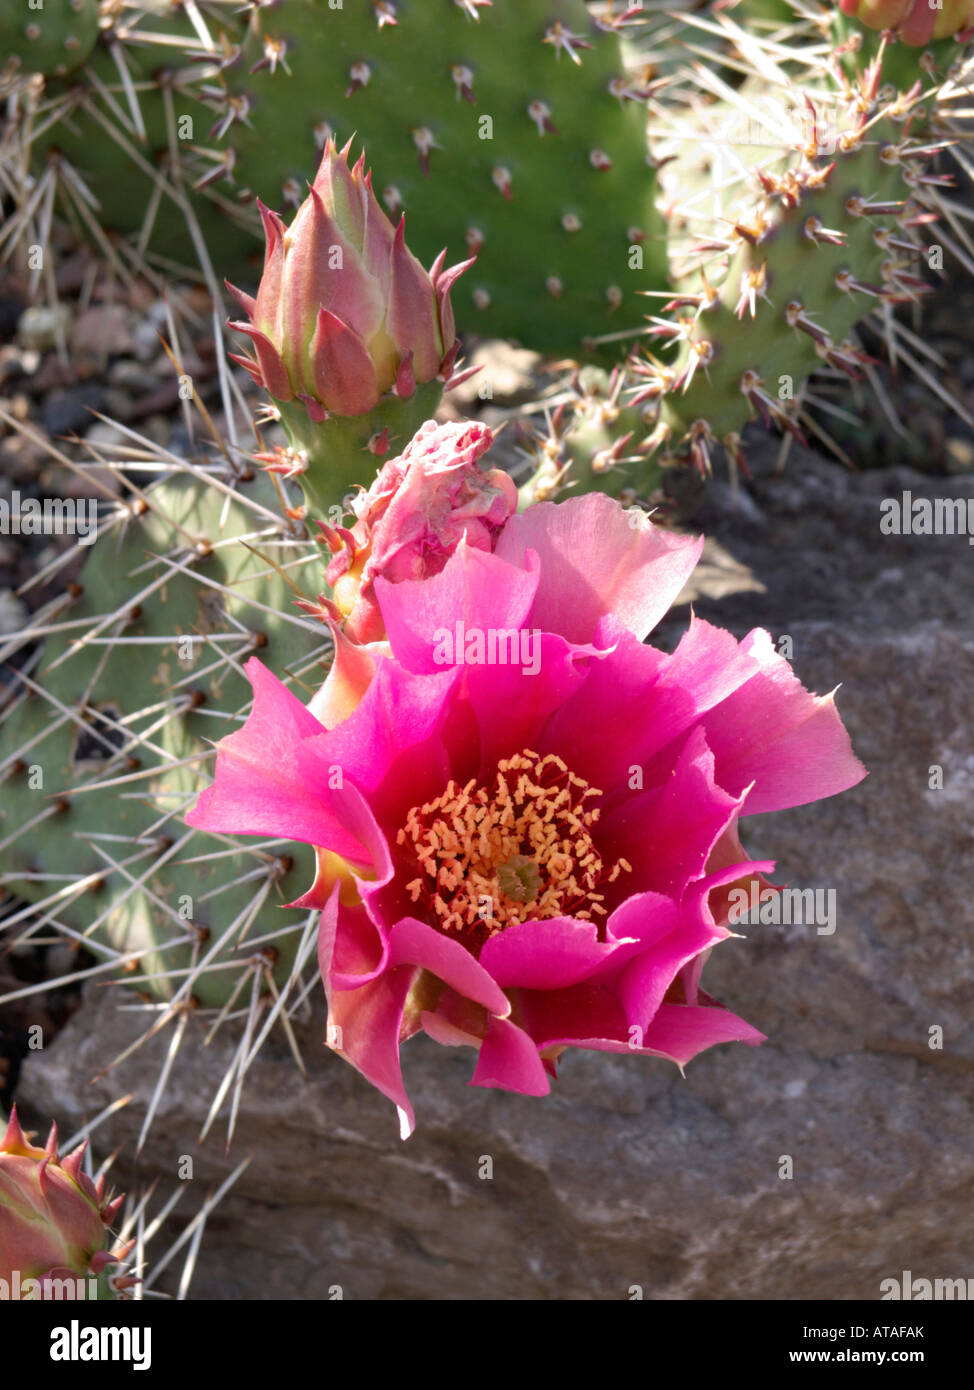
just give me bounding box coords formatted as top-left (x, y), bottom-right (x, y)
top-left (187, 494), bottom-right (866, 1137)
top-left (319, 418), bottom-right (518, 643)
top-left (0, 1107), bottom-right (132, 1296)
top-left (839, 0), bottom-right (974, 43)
top-left (226, 137), bottom-right (471, 421)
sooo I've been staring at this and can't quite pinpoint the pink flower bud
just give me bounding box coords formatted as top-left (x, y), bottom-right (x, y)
top-left (320, 419), bottom-right (518, 643)
top-left (839, 0), bottom-right (974, 43)
top-left (0, 1107), bottom-right (126, 1293)
top-left (227, 139), bottom-right (472, 419)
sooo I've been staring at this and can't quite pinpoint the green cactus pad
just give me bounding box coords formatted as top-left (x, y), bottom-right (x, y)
top-left (32, 0), bottom-right (664, 358)
top-left (1, 0), bottom-right (98, 78)
top-left (519, 366), bottom-right (663, 507)
top-left (646, 84), bottom-right (937, 466)
top-left (0, 473), bottom-right (322, 1007)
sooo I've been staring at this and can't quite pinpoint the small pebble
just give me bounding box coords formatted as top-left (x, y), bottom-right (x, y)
top-left (0, 588), bottom-right (29, 636)
top-left (42, 383), bottom-right (105, 435)
top-left (107, 358), bottom-right (159, 392)
top-left (17, 305), bottom-right (71, 353)
top-left (944, 436), bottom-right (974, 474)
top-left (70, 304), bottom-right (135, 359)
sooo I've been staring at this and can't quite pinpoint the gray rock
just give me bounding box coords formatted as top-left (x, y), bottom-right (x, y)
top-left (16, 305), bottom-right (71, 353)
top-left (18, 449), bottom-right (974, 1300)
top-left (41, 384), bottom-right (105, 436)
top-left (0, 588), bottom-right (28, 635)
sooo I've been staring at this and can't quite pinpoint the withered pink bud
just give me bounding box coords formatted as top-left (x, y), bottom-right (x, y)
top-left (227, 138), bottom-right (472, 420)
top-left (321, 418), bottom-right (518, 643)
top-left (0, 1107), bottom-right (131, 1296)
top-left (839, 0), bottom-right (974, 43)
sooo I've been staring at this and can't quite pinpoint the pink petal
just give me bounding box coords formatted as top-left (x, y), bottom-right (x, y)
top-left (360, 168), bottom-right (396, 290)
top-left (225, 278), bottom-right (256, 319)
top-left (306, 624), bottom-right (384, 729)
top-left (298, 656), bottom-right (461, 836)
top-left (374, 540), bottom-right (540, 674)
top-left (184, 657), bottom-right (371, 861)
top-left (430, 253), bottom-right (473, 349)
top-left (319, 886), bottom-right (418, 1139)
top-left (699, 628), bottom-right (867, 812)
top-left (543, 615), bottom-right (762, 805)
top-left (467, 634), bottom-right (598, 778)
top-left (703, 822), bottom-right (777, 928)
top-left (313, 139), bottom-right (367, 252)
top-left (286, 186), bottom-right (385, 364)
top-left (637, 1001), bottom-right (765, 1066)
top-left (628, 613), bottom-right (763, 762)
top-left (394, 348), bottom-right (416, 398)
top-left (470, 1016), bottom-right (550, 1095)
top-left (517, 983), bottom-right (763, 1066)
top-left (516, 981), bottom-right (630, 1049)
top-left (900, 1), bottom-right (941, 45)
top-left (598, 726), bottom-right (746, 899)
top-left (385, 917), bottom-right (510, 1016)
top-left (478, 915), bottom-right (642, 991)
top-left (494, 494), bottom-right (703, 644)
top-left (616, 910), bottom-right (728, 1035)
top-left (420, 1010), bottom-right (483, 1048)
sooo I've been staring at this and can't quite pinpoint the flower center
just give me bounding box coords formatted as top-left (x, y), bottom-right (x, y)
top-left (397, 750), bottom-right (631, 937)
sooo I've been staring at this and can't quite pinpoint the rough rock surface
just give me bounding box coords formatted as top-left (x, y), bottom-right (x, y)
top-left (19, 448), bottom-right (974, 1300)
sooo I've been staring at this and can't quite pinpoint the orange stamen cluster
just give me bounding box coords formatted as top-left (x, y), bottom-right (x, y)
top-left (397, 750), bottom-right (632, 936)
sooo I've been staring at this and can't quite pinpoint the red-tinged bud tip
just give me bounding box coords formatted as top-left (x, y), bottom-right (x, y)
top-left (368, 427), bottom-right (391, 456)
top-left (225, 279), bottom-right (256, 320)
top-left (295, 594), bottom-right (343, 625)
top-left (100, 1193), bottom-right (126, 1225)
top-left (89, 1250), bottom-right (120, 1275)
top-left (395, 349), bottom-right (416, 398)
top-left (432, 255), bottom-right (477, 296)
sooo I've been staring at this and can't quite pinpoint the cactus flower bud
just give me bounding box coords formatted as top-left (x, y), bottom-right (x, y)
top-left (316, 419), bottom-right (518, 644)
top-left (226, 138), bottom-right (473, 515)
top-left (228, 136), bottom-right (469, 421)
top-left (838, 0), bottom-right (974, 43)
top-left (0, 1107), bottom-right (131, 1298)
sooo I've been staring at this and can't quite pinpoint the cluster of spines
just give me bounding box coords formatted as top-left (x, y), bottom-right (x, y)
top-left (0, 434), bottom-right (329, 1146)
top-left (622, 38), bottom-right (965, 477)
